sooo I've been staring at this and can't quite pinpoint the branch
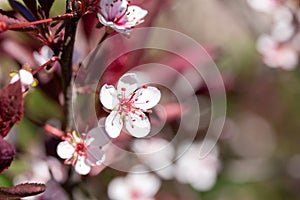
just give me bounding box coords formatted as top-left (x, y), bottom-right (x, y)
top-left (59, 1), bottom-right (80, 132)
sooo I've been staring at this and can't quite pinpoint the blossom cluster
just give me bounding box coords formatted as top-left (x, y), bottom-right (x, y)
top-left (248, 0), bottom-right (300, 70)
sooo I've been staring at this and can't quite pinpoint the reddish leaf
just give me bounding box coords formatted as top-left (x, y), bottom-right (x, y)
top-left (0, 183), bottom-right (46, 199)
top-left (38, 0), bottom-right (55, 17)
top-left (0, 136), bottom-right (15, 174)
top-left (0, 81), bottom-right (24, 137)
top-left (0, 13), bottom-right (37, 32)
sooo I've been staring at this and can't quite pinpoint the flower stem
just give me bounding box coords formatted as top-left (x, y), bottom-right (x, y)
top-left (7, 13), bottom-right (74, 30)
top-left (32, 56), bottom-right (58, 75)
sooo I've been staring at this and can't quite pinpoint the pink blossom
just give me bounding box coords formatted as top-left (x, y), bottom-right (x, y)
top-left (257, 35), bottom-right (298, 70)
top-left (97, 0), bottom-right (148, 34)
top-left (100, 73), bottom-right (161, 138)
top-left (175, 140), bottom-right (221, 191)
top-left (56, 128), bottom-right (106, 175)
top-left (107, 167), bottom-right (161, 200)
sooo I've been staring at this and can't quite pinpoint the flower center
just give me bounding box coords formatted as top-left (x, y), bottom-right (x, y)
top-left (75, 142), bottom-right (86, 156)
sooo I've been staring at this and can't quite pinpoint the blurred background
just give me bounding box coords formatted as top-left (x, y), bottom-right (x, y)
top-left (1, 0), bottom-right (300, 199)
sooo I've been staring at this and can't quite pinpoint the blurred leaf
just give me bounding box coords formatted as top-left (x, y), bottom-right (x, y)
top-left (0, 136), bottom-right (15, 174)
top-left (38, 0), bottom-right (54, 17)
top-left (0, 183), bottom-right (46, 199)
top-left (25, 88), bottom-right (62, 121)
top-left (8, 0), bottom-right (36, 22)
top-left (0, 81), bottom-right (23, 138)
top-left (22, 0), bottom-right (38, 19)
top-left (0, 13), bottom-right (37, 32)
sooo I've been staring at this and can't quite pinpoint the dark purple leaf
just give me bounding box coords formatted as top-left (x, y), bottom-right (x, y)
top-left (8, 0), bottom-right (36, 22)
top-left (0, 81), bottom-right (24, 137)
top-left (38, 0), bottom-right (55, 18)
top-left (0, 183), bottom-right (46, 199)
top-left (0, 136), bottom-right (15, 174)
top-left (23, 0), bottom-right (38, 19)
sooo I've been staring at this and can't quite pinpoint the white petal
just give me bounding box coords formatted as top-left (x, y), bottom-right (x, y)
top-left (127, 173), bottom-right (161, 197)
top-left (74, 156), bottom-right (91, 175)
top-left (33, 46), bottom-right (53, 66)
top-left (133, 86), bottom-right (161, 110)
top-left (108, 177), bottom-right (131, 199)
top-left (56, 141), bottom-right (75, 159)
top-left (117, 73), bottom-right (139, 97)
top-left (125, 111), bottom-right (150, 138)
top-left (99, 84), bottom-right (118, 110)
top-left (100, 0), bottom-right (128, 21)
top-left (119, 5), bottom-right (148, 28)
top-left (105, 111), bottom-right (123, 138)
top-left (19, 69), bottom-right (34, 86)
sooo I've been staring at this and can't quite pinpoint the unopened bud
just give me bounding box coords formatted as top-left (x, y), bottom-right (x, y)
top-left (0, 21), bottom-right (8, 33)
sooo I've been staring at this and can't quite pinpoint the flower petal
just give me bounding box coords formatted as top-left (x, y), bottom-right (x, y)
top-left (74, 156), bottom-right (91, 175)
top-left (105, 111), bottom-right (123, 138)
top-left (100, 0), bottom-right (128, 21)
top-left (100, 84), bottom-right (118, 110)
top-left (108, 177), bottom-right (131, 199)
top-left (117, 73), bottom-right (139, 98)
top-left (125, 111), bottom-right (150, 138)
top-left (118, 5), bottom-right (148, 28)
top-left (56, 141), bottom-right (74, 159)
top-left (133, 86), bottom-right (161, 110)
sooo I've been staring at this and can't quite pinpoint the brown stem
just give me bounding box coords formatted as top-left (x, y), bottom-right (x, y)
top-left (59, 1), bottom-right (80, 132)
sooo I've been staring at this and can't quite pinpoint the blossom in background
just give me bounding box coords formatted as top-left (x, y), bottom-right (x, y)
top-left (33, 45), bottom-right (54, 66)
top-left (247, 0), bottom-right (281, 13)
top-left (256, 34), bottom-right (298, 70)
top-left (271, 7), bottom-right (294, 42)
top-left (132, 138), bottom-right (175, 179)
top-left (97, 0), bottom-right (148, 34)
top-left (175, 140), bottom-right (220, 191)
top-left (10, 69), bottom-right (36, 92)
top-left (108, 167), bottom-right (161, 200)
top-left (99, 73), bottom-right (161, 138)
top-left (56, 128), bottom-right (107, 175)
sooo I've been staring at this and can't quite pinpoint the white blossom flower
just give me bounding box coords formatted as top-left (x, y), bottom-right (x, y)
top-left (33, 45), bottom-right (54, 66)
top-left (108, 167), bottom-right (161, 200)
top-left (10, 69), bottom-right (35, 92)
top-left (56, 127), bottom-right (107, 175)
top-left (132, 138), bottom-right (175, 179)
top-left (257, 34), bottom-right (298, 70)
top-left (174, 140), bottom-right (221, 191)
top-left (247, 0), bottom-right (281, 13)
top-left (97, 0), bottom-right (148, 34)
top-left (99, 73), bottom-right (161, 138)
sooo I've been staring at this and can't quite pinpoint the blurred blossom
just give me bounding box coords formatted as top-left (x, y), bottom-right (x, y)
top-left (9, 69), bottom-right (35, 92)
top-left (100, 73), bottom-right (161, 138)
top-left (33, 46), bottom-right (54, 66)
top-left (131, 138), bottom-right (175, 179)
top-left (97, 0), bottom-right (148, 35)
top-left (108, 166), bottom-right (161, 200)
top-left (247, 0), bottom-right (281, 13)
top-left (56, 128), bottom-right (106, 175)
top-left (14, 157), bottom-right (67, 184)
top-left (256, 34), bottom-right (298, 70)
top-left (271, 7), bottom-right (294, 42)
top-left (175, 140), bottom-right (220, 191)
